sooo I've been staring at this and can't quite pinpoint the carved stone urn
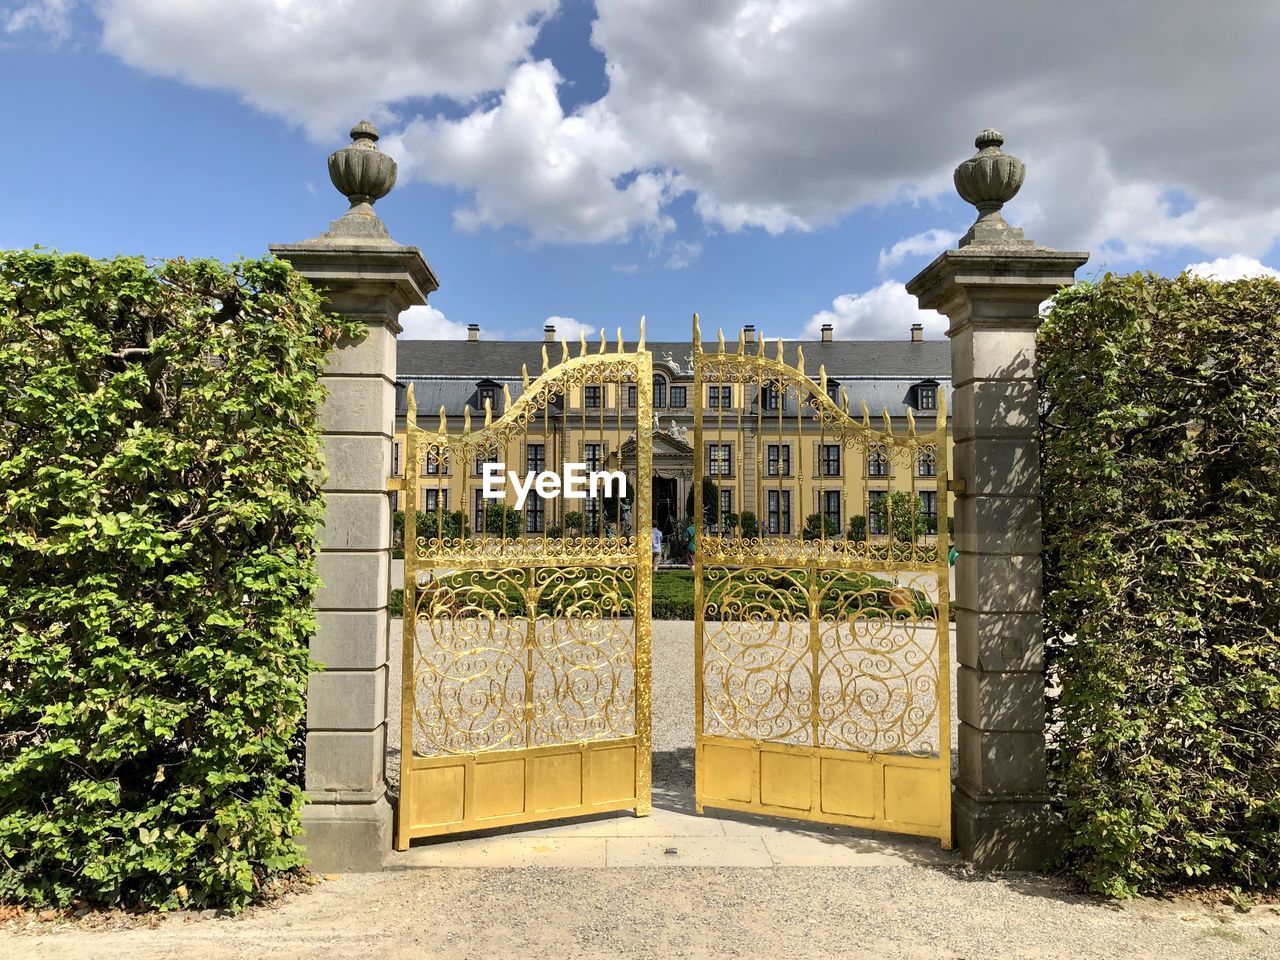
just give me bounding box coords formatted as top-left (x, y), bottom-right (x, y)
top-left (328, 120), bottom-right (397, 209)
top-left (953, 129), bottom-right (1033, 247)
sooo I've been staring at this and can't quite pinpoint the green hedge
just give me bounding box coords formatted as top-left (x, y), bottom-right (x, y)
top-left (1041, 272), bottom-right (1280, 897)
top-left (0, 251), bottom-right (357, 910)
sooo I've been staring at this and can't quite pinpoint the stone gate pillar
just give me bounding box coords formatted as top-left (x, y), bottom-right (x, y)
top-left (270, 121), bottom-right (439, 872)
top-left (906, 130), bottom-right (1087, 870)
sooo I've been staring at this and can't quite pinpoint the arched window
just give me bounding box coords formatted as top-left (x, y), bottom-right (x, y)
top-left (653, 373), bottom-right (668, 408)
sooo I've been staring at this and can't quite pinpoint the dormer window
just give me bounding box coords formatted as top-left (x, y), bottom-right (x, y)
top-left (916, 383), bottom-right (937, 411)
top-left (476, 382), bottom-right (498, 411)
top-left (825, 378), bottom-right (842, 404)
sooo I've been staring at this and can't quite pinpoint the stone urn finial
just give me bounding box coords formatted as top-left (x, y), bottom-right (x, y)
top-left (953, 128), bottom-right (1033, 248)
top-left (328, 120), bottom-right (397, 210)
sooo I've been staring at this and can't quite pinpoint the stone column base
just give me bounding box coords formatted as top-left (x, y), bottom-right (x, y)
top-left (300, 796), bottom-right (393, 873)
top-left (953, 787), bottom-right (1061, 872)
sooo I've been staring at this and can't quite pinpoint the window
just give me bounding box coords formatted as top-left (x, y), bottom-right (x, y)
top-left (919, 491), bottom-right (938, 535)
top-left (708, 385), bottom-right (731, 409)
top-left (826, 379), bottom-right (842, 404)
top-left (917, 384), bottom-right (937, 411)
top-left (422, 488), bottom-right (448, 513)
top-left (719, 489), bottom-right (733, 529)
top-left (473, 488), bottom-right (485, 532)
top-left (767, 444), bottom-right (791, 477)
top-left (627, 385), bottom-right (637, 408)
top-left (821, 444), bottom-right (841, 477)
top-left (669, 385), bottom-right (687, 408)
top-left (526, 496), bottom-right (545, 533)
top-left (585, 496), bottom-right (601, 528)
top-left (868, 490), bottom-right (887, 535)
top-left (584, 443), bottom-right (603, 471)
top-left (425, 450), bottom-right (446, 476)
top-left (477, 385), bottom-right (497, 411)
top-left (761, 384), bottom-right (781, 411)
top-left (390, 491), bottom-right (399, 512)
top-left (917, 448), bottom-right (937, 477)
top-left (867, 445), bottom-right (889, 478)
top-left (707, 443), bottom-right (733, 477)
top-left (474, 449), bottom-right (498, 476)
top-left (766, 490), bottom-right (792, 535)
top-left (526, 443), bottom-right (545, 474)
top-left (653, 374), bottom-right (667, 409)
top-left (584, 385), bottom-right (602, 408)
top-left (823, 490), bottom-right (842, 530)
top-left (392, 440), bottom-right (402, 477)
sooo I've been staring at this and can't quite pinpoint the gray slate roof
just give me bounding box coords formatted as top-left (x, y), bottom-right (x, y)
top-left (397, 339), bottom-right (949, 379)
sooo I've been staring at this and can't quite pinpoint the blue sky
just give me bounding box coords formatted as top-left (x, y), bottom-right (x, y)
top-left (3, 1), bottom-right (1279, 343)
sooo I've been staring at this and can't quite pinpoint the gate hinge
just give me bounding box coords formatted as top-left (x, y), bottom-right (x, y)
top-left (386, 477), bottom-right (406, 492)
top-left (946, 479), bottom-right (966, 494)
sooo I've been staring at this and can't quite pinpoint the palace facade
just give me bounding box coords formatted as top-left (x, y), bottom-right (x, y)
top-left (392, 321), bottom-right (951, 542)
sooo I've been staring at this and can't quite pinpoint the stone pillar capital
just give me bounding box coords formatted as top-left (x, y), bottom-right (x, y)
top-left (906, 248), bottom-right (1089, 334)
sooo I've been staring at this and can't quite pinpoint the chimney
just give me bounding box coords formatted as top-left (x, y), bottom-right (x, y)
top-left (742, 324), bottom-right (756, 345)
top-left (820, 323), bottom-right (833, 343)
top-left (910, 322), bottom-right (923, 343)
top-left (544, 323), bottom-right (556, 342)
top-left (467, 323), bottom-right (480, 342)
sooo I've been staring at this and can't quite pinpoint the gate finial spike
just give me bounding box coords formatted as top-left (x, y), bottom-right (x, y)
top-left (483, 397), bottom-right (493, 428)
top-left (541, 345), bottom-right (549, 373)
top-left (503, 384), bottom-right (513, 413)
top-left (560, 337), bottom-right (569, 365)
top-left (638, 315), bottom-right (646, 351)
top-left (757, 331), bottom-right (765, 356)
top-left (438, 404), bottom-right (447, 433)
top-left (796, 344), bottom-right (805, 378)
top-left (840, 387), bottom-right (850, 413)
top-left (906, 407), bottom-right (916, 437)
top-left (579, 330), bottom-right (588, 358)
top-left (818, 364), bottom-right (827, 395)
top-left (737, 329), bottom-right (745, 355)
top-left (937, 385), bottom-right (947, 431)
top-left (406, 383), bottom-right (417, 420)
top-left (776, 337), bottom-right (784, 362)
top-left (861, 399), bottom-right (871, 428)
top-left (522, 363), bottom-right (530, 389)
top-left (617, 326), bottom-right (624, 353)
top-left (599, 327), bottom-right (607, 355)
top-left (882, 407), bottom-right (894, 435)
top-left (463, 406), bottom-right (472, 434)
top-left (692, 313), bottom-right (701, 351)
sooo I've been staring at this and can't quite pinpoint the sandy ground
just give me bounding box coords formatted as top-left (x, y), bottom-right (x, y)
top-left (7, 619), bottom-right (1276, 959)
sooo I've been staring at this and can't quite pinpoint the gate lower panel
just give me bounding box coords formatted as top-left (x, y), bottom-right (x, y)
top-left (402, 738), bottom-right (641, 840)
top-left (697, 735), bottom-right (948, 842)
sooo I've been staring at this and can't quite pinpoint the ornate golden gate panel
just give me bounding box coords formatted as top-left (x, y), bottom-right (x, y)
top-left (692, 317), bottom-right (952, 846)
top-left (395, 330), bottom-right (652, 848)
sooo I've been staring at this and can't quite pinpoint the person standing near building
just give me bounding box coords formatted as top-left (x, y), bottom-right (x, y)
top-left (685, 520), bottom-right (696, 567)
top-left (651, 524), bottom-right (663, 568)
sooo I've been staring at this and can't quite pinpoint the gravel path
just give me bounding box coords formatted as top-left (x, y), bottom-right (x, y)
top-left (6, 866), bottom-right (1277, 959)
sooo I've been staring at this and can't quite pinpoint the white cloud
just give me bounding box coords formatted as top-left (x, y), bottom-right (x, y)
top-left (877, 229), bottom-right (960, 274)
top-left (1185, 255), bottom-right (1280, 281)
top-left (807, 282), bottom-right (942, 342)
top-left (92, 0), bottom-right (559, 139)
top-left (386, 60), bottom-right (678, 244)
top-left (398, 304), bottom-right (470, 340)
top-left (664, 240), bottom-right (702, 271)
top-left (3, 0), bottom-right (74, 39)
top-left (29, 1), bottom-right (1280, 262)
top-left (542, 315), bottom-right (599, 342)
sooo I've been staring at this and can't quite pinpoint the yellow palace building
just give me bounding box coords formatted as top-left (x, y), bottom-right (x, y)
top-left (391, 320), bottom-right (951, 544)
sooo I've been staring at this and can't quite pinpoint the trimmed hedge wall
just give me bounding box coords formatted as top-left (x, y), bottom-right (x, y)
top-left (0, 251), bottom-right (357, 909)
top-left (1040, 272), bottom-right (1280, 897)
